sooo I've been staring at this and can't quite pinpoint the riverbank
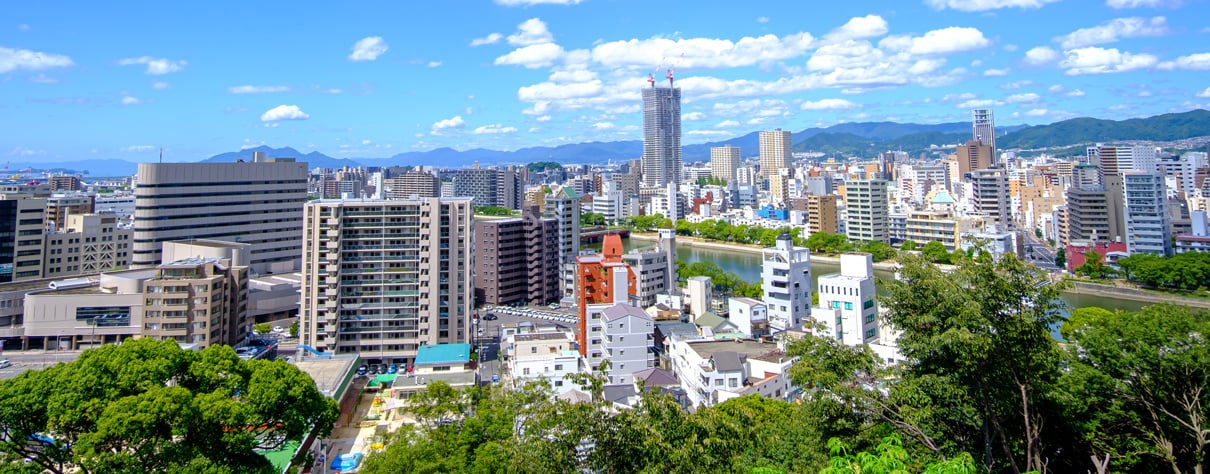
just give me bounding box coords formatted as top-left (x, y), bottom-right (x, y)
top-left (628, 232), bottom-right (901, 272)
top-left (1064, 279), bottom-right (1210, 310)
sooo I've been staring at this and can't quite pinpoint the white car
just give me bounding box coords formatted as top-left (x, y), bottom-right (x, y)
top-left (0, 360), bottom-right (10, 369)
top-left (549, 303), bottom-right (560, 310)
top-left (271, 326), bottom-right (285, 334)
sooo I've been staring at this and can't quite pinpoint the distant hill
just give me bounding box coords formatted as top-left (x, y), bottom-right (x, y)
top-left (202, 146), bottom-right (360, 169)
top-left (999, 109), bottom-right (1210, 149)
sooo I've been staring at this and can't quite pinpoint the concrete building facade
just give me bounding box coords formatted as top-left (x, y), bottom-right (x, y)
top-left (761, 234), bottom-right (811, 332)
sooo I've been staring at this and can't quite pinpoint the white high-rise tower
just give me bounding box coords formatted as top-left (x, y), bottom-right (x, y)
top-left (641, 71), bottom-right (682, 187)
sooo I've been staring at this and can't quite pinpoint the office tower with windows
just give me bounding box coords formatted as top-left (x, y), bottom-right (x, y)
top-left (759, 129), bottom-right (792, 179)
top-left (1123, 172), bottom-right (1173, 256)
top-left (710, 146), bottom-right (741, 183)
top-left (641, 84), bottom-right (682, 187)
top-left (972, 108), bottom-right (995, 151)
top-left (845, 180), bottom-right (889, 243)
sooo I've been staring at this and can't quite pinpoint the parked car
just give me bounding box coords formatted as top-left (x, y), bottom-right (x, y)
top-left (388, 363), bottom-right (398, 374)
top-left (357, 365), bottom-right (367, 376)
top-left (491, 374), bottom-right (500, 384)
top-left (483, 313), bottom-right (498, 321)
top-left (0, 360), bottom-right (10, 369)
top-left (549, 303), bottom-right (560, 310)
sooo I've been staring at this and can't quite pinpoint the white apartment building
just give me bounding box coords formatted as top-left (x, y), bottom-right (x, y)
top-left (620, 248), bottom-right (669, 309)
top-left (727, 297), bottom-right (768, 338)
top-left (1123, 171), bottom-right (1173, 256)
top-left (845, 179), bottom-right (889, 243)
top-left (586, 302), bottom-right (656, 385)
top-left (668, 338), bottom-right (796, 408)
top-left (133, 155), bottom-right (308, 273)
top-left (300, 197), bottom-right (474, 367)
top-left (710, 146), bottom-right (741, 183)
top-left (761, 234), bottom-right (811, 332)
top-left (812, 253), bottom-right (879, 346)
top-left (506, 330), bottom-right (585, 393)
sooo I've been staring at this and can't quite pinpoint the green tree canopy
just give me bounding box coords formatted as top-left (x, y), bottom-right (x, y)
top-left (0, 338), bottom-right (338, 474)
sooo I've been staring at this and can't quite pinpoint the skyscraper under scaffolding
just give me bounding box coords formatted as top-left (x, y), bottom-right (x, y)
top-left (641, 71), bottom-right (682, 188)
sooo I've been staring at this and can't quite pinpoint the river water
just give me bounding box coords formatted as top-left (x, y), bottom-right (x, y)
top-left (616, 238), bottom-right (1150, 314)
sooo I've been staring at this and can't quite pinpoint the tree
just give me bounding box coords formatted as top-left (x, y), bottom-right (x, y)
top-left (0, 338), bottom-right (338, 473)
top-left (580, 212), bottom-right (606, 227)
top-left (820, 434), bottom-right (978, 474)
top-left (474, 206), bottom-right (515, 217)
top-left (1061, 304), bottom-right (1210, 474)
top-left (289, 320), bottom-right (299, 338)
top-left (862, 240), bottom-right (898, 262)
top-left (901, 240), bottom-right (918, 252)
top-left (253, 322), bottom-right (271, 334)
top-left (1075, 250), bottom-right (1115, 279)
top-left (879, 253), bottom-right (1067, 473)
top-left (1054, 248), bottom-right (1066, 269)
top-left (919, 241), bottom-right (951, 265)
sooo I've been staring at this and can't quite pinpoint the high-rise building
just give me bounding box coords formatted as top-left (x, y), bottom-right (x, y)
top-left (641, 85), bottom-right (682, 187)
top-left (42, 214), bottom-right (131, 278)
top-left (543, 187), bottom-right (580, 300)
top-left (45, 193), bottom-right (94, 232)
top-left (133, 157), bottom-right (308, 273)
top-left (453, 168), bottom-right (523, 210)
top-left (761, 233), bottom-right (811, 332)
top-left (1088, 144), bottom-right (1159, 177)
top-left (575, 235), bottom-right (635, 356)
top-left (769, 173), bottom-right (790, 205)
top-left (971, 167), bottom-right (1011, 230)
top-left (804, 194), bottom-right (839, 235)
top-left (759, 129), bottom-right (792, 179)
top-left (0, 197), bottom-right (46, 283)
top-left (972, 108), bottom-right (995, 151)
top-left (385, 171), bottom-right (440, 199)
top-left (621, 248), bottom-right (669, 308)
top-left (48, 175), bottom-right (84, 192)
top-left (955, 141), bottom-right (993, 178)
top-left (142, 256), bottom-right (249, 347)
top-left (1066, 175), bottom-right (1125, 244)
top-left (472, 206), bottom-right (560, 306)
top-left (812, 253), bottom-right (878, 346)
top-left (300, 197), bottom-right (474, 366)
top-left (845, 180), bottom-right (889, 243)
top-left (1123, 172), bottom-right (1173, 256)
top-left (710, 146), bottom-right (741, 183)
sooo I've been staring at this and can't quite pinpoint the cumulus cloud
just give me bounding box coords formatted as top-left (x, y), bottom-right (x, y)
top-left (924, 0), bottom-right (1060, 11)
top-left (801, 98), bottom-right (860, 110)
top-left (473, 124), bottom-right (518, 134)
top-left (892, 27), bottom-right (990, 55)
top-left (470, 33), bottom-right (503, 46)
top-left (827, 15), bottom-right (889, 42)
top-left (984, 68), bottom-right (1010, 76)
top-left (1025, 108), bottom-right (1050, 116)
top-left (683, 111), bottom-right (706, 121)
top-left (715, 120), bottom-right (740, 128)
top-left (592, 122), bottom-right (615, 130)
top-left (427, 61), bottom-right (442, 68)
top-left (228, 85), bottom-right (289, 94)
top-left (508, 18), bottom-right (554, 46)
top-left (0, 46), bottom-right (73, 73)
top-left (495, 0), bottom-right (583, 5)
top-left (496, 43), bottom-right (564, 68)
top-left (1107, 0), bottom-right (1178, 7)
top-left (120, 95), bottom-right (141, 105)
top-left (348, 36), bottom-right (388, 61)
top-left (1024, 46), bottom-right (1060, 65)
top-left (1057, 16), bottom-right (1168, 49)
top-left (591, 32), bottom-right (815, 69)
top-left (958, 98), bottom-right (1004, 108)
top-left (431, 116), bottom-right (465, 134)
top-left (260, 104), bottom-right (310, 122)
top-left (122, 145), bottom-right (156, 152)
top-left (1197, 87), bottom-right (1210, 98)
top-left (118, 56), bottom-right (186, 75)
top-left (1006, 92), bottom-right (1041, 102)
top-left (1067, 89), bottom-right (1086, 97)
top-left (152, 81), bottom-right (170, 90)
top-left (1161, 52), bottom-right (1210, 70)
top-left (1060, 46), bottom-right (1157, 74)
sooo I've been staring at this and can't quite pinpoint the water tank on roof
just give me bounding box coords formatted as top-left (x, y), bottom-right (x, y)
top-left (48, 278), bottom-right (92, 290)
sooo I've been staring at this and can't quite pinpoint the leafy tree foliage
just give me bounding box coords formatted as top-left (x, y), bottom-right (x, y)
top-left (1074, 249), bottom-right (1116, 279)
top-left (1054, 248), bottom-right (1065, 269)
top-left (580, 212), bottom-right (607, 227)
top-left (1116, 251), bottom-right (1210, 291)
top-left (622, 214), bottom-right (671, 231)
top-left (525, 161), bottom-right (562, 172)
top-left (474, 206), bottom-right (517, 217)
top-left (820, 434), bottom-right (977, 474)
top-left (695, 176), bottom-right (728, 186)
top-left (919, 241), bottom-right (951, 264)
top-left (860, 240), bottom-right (898, 262)
top-left (677, 261), bottom-right (763, 298)
top-left (901, 240), bottom-right (918, 251)
top-left (803, 232), bottom-right (854, 254)
top-left (0, 338), bottom-right (338, 474)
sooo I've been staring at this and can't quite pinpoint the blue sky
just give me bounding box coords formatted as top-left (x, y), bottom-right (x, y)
top-left (3, 0), bottom-right (1209, 163)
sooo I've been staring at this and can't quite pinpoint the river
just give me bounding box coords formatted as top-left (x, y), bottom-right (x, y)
top-left (614, 238), bottom-right (1150, 314)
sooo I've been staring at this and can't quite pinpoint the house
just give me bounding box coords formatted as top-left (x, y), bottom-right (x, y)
top-left (505, 330), bottom-right (585, 393)
top-left (692, 311), bottom-right (743, 338)
top-left (668, 338), bottom-right (797, 408)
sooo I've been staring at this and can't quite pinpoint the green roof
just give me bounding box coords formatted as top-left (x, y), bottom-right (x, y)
top-left (368, 373), bottom-right (397, 387)
top-left (415, 343), bottom-right (471, 366)
top-left (694, 312), bottom-right (728, 329)
top-left (259, 440), bottom-right (300, 473)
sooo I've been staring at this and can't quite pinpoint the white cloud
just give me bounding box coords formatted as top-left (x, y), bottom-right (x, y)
top-left (757, 16), bottom-right (770, 23)
top-left (470, 33), bottom-right (503, 46)
top-left (1047, 84), bottom-right (1064, 92)
top-left (228, 85), bottom-right (289, 94)
top-left (1067, 89), bottom-right (1086, 97)
top-left (591, 32), bottom-right (815, 69)
top-left (0, 46), bottom-right (73, 73)
top-left (958, 98), bottom-right (1004, 108)
top-left (683, 111), bottom-right (706, 121)
top-left (536, 115), bottom-right (552, 122)
top-left (348, 36), bottom-right (388, 62)
top-left (496, 43), bottom-right (564, 68)
top-left (152, 81), bottom-right (170, 90)
top-left (473, 124), bottom-right (519, 134)
top-left (122, 145), bottom-right (155, 152)
top-left (1060, 46), bottom-right (1157, 74)
top-left (942, 92), bottom-right (977, 101)
top-left (508, 18), bottom-right (554, 46)
top-left (1024, 46), bottom-right (1060, 65)
top-left (28, 73), bottom-right (57, 84)
top-left (1164, 52), bottom-right (1210, 70)
top-left (427, 61), bottom-right (442, 68)
top-left (260, 104), bottom-right (310, 122)
top-left (1002, 80), bottom-right (1034, 89)
top-left (924, 0), bottom-right (1060, 11)
top-left (715, 120), bottom-right (740, 128)
top-left (8, 146), bottom-right (45, 156)
top-left (592, 122), bottom-right (615, 130)
top-left (118, 56), bottom-right (186, 75)
top-left (494, 0), bottom-right (583, 5)
top-left (1057, 16), bottom-right (1168, 49)
top-left (1197, 87), bottom-right (1210, 98)
top-left (984, 68), bottom-right (1010, 76)
top-left (801, 98), bottom-right (860, 110)
top-left (687, 130), bottom-right (733, 137)
top-left (17, 24), bottom-right (31, 32)
top-left (1107, 0), bottom-right (1178, 8)
top-left (431, 116), bottom-right (465, 134)
top-left (1025, 108), bottom-right (1049, 116)
top-left (883, 27), bottom-right (989, 55)
top-left (1006, 92), bottom-right (1040, 102)
top-left (827, 15), bottom-right (889, 42)
top-left (121, 95), bottom-right (141, 105)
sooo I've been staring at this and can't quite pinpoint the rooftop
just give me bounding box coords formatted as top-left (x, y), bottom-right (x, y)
top-left (602, 303), bottom-right (652, 322)
top-left (415, 343), bottom-right (472, 366)
top-left (514, 332), bottom-right (571, 342)
top-left (293, 355), bottom-right (359, 399)
top-left (687, 339), bottom-right (785, 361)
top-left (159, 256), bottom-right (225, 268)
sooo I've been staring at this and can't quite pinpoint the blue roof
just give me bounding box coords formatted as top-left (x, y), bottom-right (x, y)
top-left (931, 191), bottom-right (955, 204)
top-left (415, 343), bottom-right (471, 366)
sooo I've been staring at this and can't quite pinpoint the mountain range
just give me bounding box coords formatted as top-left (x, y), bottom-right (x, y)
top-left (15, 109), bottom-right (1210, 177)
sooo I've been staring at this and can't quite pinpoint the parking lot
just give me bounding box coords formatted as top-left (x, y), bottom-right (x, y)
top-left (474, 305), bottom-right (577, 384)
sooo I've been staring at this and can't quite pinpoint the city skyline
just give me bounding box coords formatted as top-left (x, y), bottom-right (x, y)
top-left (4, 0), bottom-right (1210, 163)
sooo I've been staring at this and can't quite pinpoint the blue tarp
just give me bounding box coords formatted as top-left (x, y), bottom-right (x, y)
top-left (330, 452), bottom-right (363, 471)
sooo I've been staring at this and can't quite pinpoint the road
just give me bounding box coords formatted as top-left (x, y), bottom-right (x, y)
top-left (0, 350), bottom-right (83, 380)
top-left (1022, 233), bottom-right (1062, 273)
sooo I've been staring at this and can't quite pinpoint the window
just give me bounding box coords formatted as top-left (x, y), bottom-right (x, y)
top-left (865, 329), bottom-right (876, 339)
top-left (714, 378), bottom-right (724, 386)
top-left (831, 301), bottom-right (840, 309)
top-left (728, 378), bottom-right (738, 388)
top-left (531, 347), bottom-right (537, 353)
top-left (844, 302), bottom-right (853, 310)
top-left (523, 367), bottom-right (530, 375)
top-left (554, 364), bottom-right (563, 371)
top-left (863, 299), bottom-right (874, 309)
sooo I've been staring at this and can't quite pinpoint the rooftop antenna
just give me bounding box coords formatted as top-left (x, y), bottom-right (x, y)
top-left (159, 147), bottom-right (163, 163)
